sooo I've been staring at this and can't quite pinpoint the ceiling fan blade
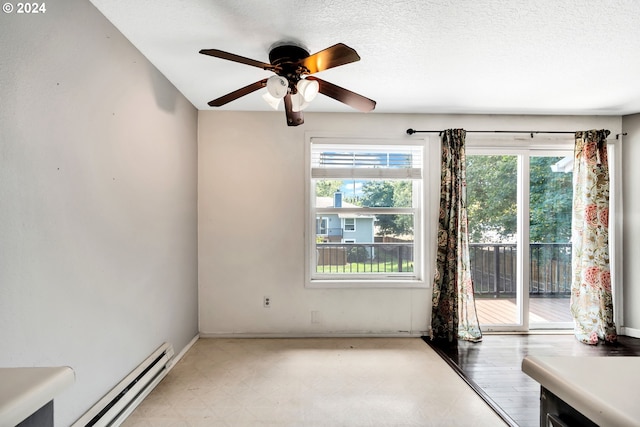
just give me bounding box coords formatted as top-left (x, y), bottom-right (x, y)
top-left (306, 77), bottom-right (376, 112)
top-left (207, 79), bottom-right (268, 107)
top-left (299, 43), bottom-right (361, 74)
top-left (199, 49), bottom-right (277, 71)
top-left (283, 94), bottom-right (304, 126)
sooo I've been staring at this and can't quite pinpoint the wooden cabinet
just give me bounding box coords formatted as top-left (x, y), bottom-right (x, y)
top-left (0, 367), bottom-right (74, 427)
top-left (522, 356), bottom-right (640, 427)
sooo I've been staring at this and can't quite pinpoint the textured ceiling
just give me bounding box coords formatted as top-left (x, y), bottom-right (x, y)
top-left (90, 0), bottom-right (640, 115)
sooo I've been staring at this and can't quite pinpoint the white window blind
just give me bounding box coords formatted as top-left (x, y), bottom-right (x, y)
top-left (311, 144), bottom-right (423, 179)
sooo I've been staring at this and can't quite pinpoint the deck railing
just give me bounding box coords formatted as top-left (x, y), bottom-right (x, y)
top-left (315, 242), bottom-right (572, 296)
top-left (470, 243), bottom-right (572, 298)
top-left (316, 242), bottom-right (413, 273)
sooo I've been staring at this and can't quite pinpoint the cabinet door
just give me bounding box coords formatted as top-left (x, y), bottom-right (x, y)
top-left (541, 388), bottom-right (598, 427)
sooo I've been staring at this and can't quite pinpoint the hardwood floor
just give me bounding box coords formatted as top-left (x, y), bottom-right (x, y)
top-left (425, 333), bottom-right (640, 427)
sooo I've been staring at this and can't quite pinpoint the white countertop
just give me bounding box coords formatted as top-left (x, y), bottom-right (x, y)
top-left (522, 356), bottom-right (640, 427)
top-left (0, 367), bottom-right (75, 427)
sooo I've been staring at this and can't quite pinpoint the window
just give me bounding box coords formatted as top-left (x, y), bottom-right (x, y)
top-left (343, 218), bottom-right (356, 232)
top-left (306, 137), bottom-right (425, 287)
top-left (316, 217), bottom-right (329, 236)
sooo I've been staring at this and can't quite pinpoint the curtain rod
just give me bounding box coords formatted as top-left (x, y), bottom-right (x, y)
top-left (406, 129), bottom-right (628, 139)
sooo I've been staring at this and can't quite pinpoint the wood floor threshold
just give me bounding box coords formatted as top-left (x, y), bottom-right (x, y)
top-left (421, 336), bottom-right (518, 427)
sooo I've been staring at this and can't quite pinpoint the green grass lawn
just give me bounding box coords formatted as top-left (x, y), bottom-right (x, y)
top-left (316, 260), bottom-right (413, 273)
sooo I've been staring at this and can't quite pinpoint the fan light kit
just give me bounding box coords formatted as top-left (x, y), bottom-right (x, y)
top-left (266, 75), bottom-right (288, 99)
top-left (199, 42), bottom-right (376, 126)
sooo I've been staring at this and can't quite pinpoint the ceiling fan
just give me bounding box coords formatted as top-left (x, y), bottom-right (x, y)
top-left (199, 42), bottom-right (376, 126)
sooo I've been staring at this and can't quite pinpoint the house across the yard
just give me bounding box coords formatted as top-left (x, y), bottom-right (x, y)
top-left (315, 192), bottom-right (375, 244)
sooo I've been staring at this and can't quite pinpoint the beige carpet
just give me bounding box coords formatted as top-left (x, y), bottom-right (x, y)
top-left (123, 338), bottom-right (507, 426)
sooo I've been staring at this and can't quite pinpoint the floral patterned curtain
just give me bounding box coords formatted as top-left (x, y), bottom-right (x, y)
top-left (431, 129), bottom-right (482, 342)
top-left (571, 129), bottom-right (617, 345)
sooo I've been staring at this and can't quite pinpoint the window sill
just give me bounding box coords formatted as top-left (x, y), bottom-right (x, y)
top-left (306, 279), bottom-right (428, 289)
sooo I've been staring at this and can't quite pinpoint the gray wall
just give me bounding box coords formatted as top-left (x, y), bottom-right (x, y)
top-left (0, 1), bottom-right (198, 424)
top-left (622, 114), bottom-right (640, 333)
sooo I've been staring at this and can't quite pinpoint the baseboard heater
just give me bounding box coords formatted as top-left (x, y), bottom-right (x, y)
top-left (72, 342), bottom-right (174, 427)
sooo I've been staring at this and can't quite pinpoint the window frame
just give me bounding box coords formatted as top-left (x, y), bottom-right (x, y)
top-left (305, 134), bottom-right (430, 289)
top-left (316, 217), bottom-right (329, 236)
top-left (465, 134), bottom-right (622, 332)
top-left (342, 217), bottom-right (356, 232)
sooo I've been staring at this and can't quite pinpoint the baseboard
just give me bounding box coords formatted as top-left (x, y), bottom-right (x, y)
top-left (621, 327), bottom-right (640, 338)
top-left (166, 333), bottom-right (199, 370)
top-left (198, 331), bottom-right (428, 339)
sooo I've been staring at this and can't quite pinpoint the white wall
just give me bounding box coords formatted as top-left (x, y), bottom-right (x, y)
top-left (0, 1), bottom-right (198, 425)
top-left (198, 112), bottom-right (432, 336)
top-left (622, 114), bottom-right (640, 334)
top-left (198, 111), bottom-right (621, 336)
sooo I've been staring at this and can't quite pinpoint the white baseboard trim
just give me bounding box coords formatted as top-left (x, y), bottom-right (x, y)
top-left (167, 333), bottom-right (199, 369)
top-left (198, 331), bottom-right (428, 339)
top-left (621, 327), bottom-right (640, 338)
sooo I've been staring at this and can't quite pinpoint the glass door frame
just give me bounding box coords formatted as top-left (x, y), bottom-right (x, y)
top-left (467, 137), bottom-right (575, 332)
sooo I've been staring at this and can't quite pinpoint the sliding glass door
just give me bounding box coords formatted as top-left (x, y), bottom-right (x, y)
top-left (467, 154), bottom-right (520, 328)
top-left (528, 154), bottom-right (573, 329)
top-left (466, 144), bottom-right (574, 331)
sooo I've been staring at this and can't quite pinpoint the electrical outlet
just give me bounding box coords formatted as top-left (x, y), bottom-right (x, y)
top-left (263, 296), bottom-right (271, 308)
top-left (311, 310), bottom-right (320, 324)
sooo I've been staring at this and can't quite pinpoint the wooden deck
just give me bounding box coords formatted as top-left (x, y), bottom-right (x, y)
top-left (475, 297), bottom-right (572, 325)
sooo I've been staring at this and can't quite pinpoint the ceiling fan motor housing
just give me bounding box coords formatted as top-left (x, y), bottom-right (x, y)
top-left (269, 44), bottom-right (310, 88)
